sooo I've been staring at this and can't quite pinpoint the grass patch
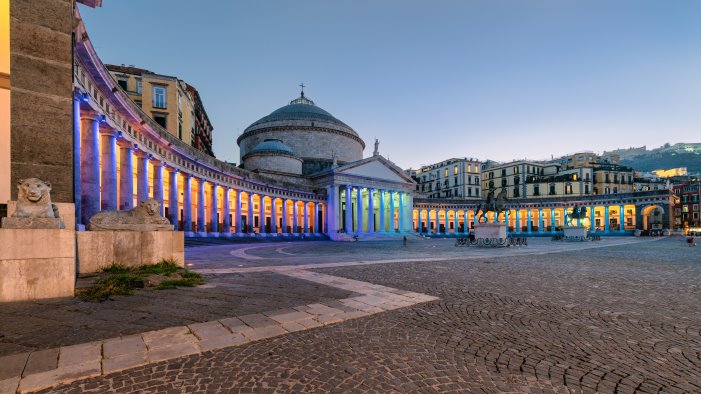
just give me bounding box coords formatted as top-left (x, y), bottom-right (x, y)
top-left (80, 259), bottom-right (203, 301)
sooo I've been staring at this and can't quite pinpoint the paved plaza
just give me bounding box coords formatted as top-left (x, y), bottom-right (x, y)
top-left (2, 237), bottom-right (701, 393)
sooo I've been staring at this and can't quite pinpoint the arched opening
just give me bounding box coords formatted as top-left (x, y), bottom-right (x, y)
top-left (642, 205), bottom-right (664, 231)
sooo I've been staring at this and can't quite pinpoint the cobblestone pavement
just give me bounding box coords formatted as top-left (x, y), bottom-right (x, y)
top-left (0, 272), bottom-right (354, 357)
top-left (29, 237), bottom-right (701, 393)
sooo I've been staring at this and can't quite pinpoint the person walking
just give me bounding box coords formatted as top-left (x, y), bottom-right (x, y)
top-left (403, 236), bottom-right (407, 247)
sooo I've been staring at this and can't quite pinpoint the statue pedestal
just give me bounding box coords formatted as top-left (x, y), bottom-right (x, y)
top-left (564, 226), bottom-right (587, 238)
top-left (474, 223), bottom-right (507, 239)
top-left (1, 217), bottom-right (64, 229)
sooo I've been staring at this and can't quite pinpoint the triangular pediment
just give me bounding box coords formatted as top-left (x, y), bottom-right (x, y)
top-left (336, 157), bottom-right (414, 184)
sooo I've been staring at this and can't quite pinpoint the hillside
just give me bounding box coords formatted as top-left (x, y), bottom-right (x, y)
top-left (621, 152), bottom-right (701, 175)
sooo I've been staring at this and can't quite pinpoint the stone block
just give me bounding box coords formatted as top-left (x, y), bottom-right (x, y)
top-left (102, 352), bottom-right (147, 375)
top-left (1, 217), bottom-right (64, 229)
top-left (112, 231), bottom-right (141, 267)
top-left (10, 55), bottom-right (71, 98)
top-left (0, 377), bottom-right (20, 394)
top-left (23, 349), bottom-right (58, 377)
top-left (188, 321), bottom-right (230, 340)
top-left (219, 317), bottom-right (253, 335)
top-left (147, 343), bottom-right (200, 363)
top-left (141, 231), bottom-right (173, 265)
top-left (564, 226), bottom-right (588, 238)
top-left (11, 21), bottom-right (72, 64)
top-left (11, 0), bottom-right (73, 33)
top-left (474, 223), bottom-right (507, 239)
top-left (0, 353), bottom-right (29, 380)
top-left (76, 231), bottom-right (114, 273)
top-left (17, 360), bottom-right (100, 394)
top-left (0, 229), bottom-right (74, 260)
top-left (102, 335), bottom-right (145, 359)
top-left (58, 342), bottom-right (101, 368)
top-left (198, 333), bottom-right (248, 352)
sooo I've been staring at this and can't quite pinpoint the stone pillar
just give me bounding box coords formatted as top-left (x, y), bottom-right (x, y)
top-left (389, 191), bottom-right (395, 232)
top-left (589, 206), bottom-right (595, 231)
top-left (247, 192), bottom-right (254, 233)
top-left (326, 186), bottom-right (337, 235)
top-left (564, 208), bottom-right (569, 228)
top-left (117, 142), bottom-right (134, 210)
top-left (210, 184), bottom-right (219, 233)
top-left (222, 187), bottom-right (231, 234)
top-left (168, 168), bottom-right (179, 230)
top-left (367, 188), bottom-right (375, 233)
top-left (345, 186), bottom-right (352, 233)
top-left (80, 115), bottom-right (100, 226)
top-left (303, 201), bottom-right (309, 234)
top-left (135, 150), bottom-right (150, 205)
top-left (356, 187), bottom-right (363, 233)
top-left (98, 128), bottom-right (118, 211)
top-left (293, 200), bottom-right (299, 233)
top-left (515, 210), bottom-right (521, 233)
top-left (427, 210), bottom-right (432, 234)
top-left (417, 209), bottom-right (423, 233)
top-left (73, 98), bottom-right (82, 229)
top-left (282, 198), bottom-right (289, 234)
top-left (453, 210), bottom-right (459, 234)
top-left (527, 209), bottom-right (532, 233)
top-left (235, 190), bottom-right (243, 234)
top-left (270, 197), bottom-right (277, 234)
top-left (604, 206), bottom-right (610, 232)
top-left (152, 161), bottom-right (164, 216)
top-left (398, 193), bottom-right (405, 232)
top-left (619, 204), bottom-right (625, 231)
top-left (464, 210), bottom-right (469, 233)
top-left (197, 179), bottom-right (206, 233)
top-left (538, 209), bottom-right (544, 233)
top-left (551, 208), bottom-right (556, 232)
top-left (379, 190), bottom-right (385, 232)
top-left (182, 174), bottom-right (192, 233)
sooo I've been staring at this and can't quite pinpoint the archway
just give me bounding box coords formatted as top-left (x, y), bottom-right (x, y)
top-left (641, 205), bottom-right (664, 231)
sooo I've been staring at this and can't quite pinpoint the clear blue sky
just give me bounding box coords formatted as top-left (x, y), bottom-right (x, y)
top-left (80, 1), bottom-right (701, 169)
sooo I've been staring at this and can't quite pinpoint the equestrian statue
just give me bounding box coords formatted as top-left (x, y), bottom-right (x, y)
top-left (477, 187), bottom-right (507, 223)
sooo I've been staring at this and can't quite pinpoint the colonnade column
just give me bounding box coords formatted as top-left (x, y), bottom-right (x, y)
top-left (527, 209), bottom-right (532, 233)
top-left (398, 193), bottom-right (405, 232)
top-left (117, 142), bottom-right (134, 210)
top-left (210, 184), bottom-right (219, 233)
top-left (538, 209), bottom-right (544, 233)
top-left (515, 210), bottom-right (521, 233)
top-left (379, 190), bottom-right (385, 232)
top-left (80, 115), bottom-right (100, 226)
top-left (152, 161), bottom-right (164, 216)
top-left (604, 206), bottom-right (610, 232)
top-left (197, 179), bottom-right (205, 233)
top-left (99, 128), bottom-right (118, 211)
top-left (589, 206), bottom-right (595, 231)
top-left (426, 210), bottom-right (432, 234)
top-left (73, 98), bottom-right (82, 228)
top-left (282, 199), bottom-right (289, 233)
top-left (235, 191), bottom-right (242, 234)
top-left (221, 187), bottom-right (230, 234)
top-left (168, 169), bottom-right (179, 230)
top-left (303, 201), bottom-right (309, 234)
top-left (550, 208), bottom-right (556, 232)
top-left (356, 188), bottom-right (363, 233)
top-left (271, 198), bottom-right (278, 234)
top-left (292, 200), bottom-right (299, 233)
top-left (417, 209), bottom-right (422, 233)
top-left (247, 192), bottom-right (254, 233)
top-left (473, 210), bottom-right (478, 228)
top-left (345, 186), bottom-right (352, 233)
top-left (563, 208), bottom-right (569, 228)
top-left (389, 192), bottom-right (395, 232)
top-left (182, 174), bottom-right (192, 233)
top-left (619, 205), bottom-right (625, 231)
top-left (135, 151), bottom-right (149, 204)
top-left (367, 189), bottom-right (375, 233)
top-left (454, 211), bottom-right (459, 233)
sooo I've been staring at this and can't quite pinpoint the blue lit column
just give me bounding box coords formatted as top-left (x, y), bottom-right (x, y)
top-left (527, 209), bottom-right (532, 233)
top-left (235, 190), bottom-right (242, 234)
top-left (168, 168), bottom-right (179, 230)
top-left (135, 150), bottom-right (149, 205)
top-left (426, 210), bottom-right (432, 234)
top-left (182, 174), bottom-right (192, 234)
top-left (152, 161), bottom-right (164, 216)
top-left (210, 184), bottom-right (219, 234)
top-left (505, 210), bottom-right (510, 231)
top-left (99, 128), bottom-right (118, 211)
top-left (515, 210), bottom-right (521, 233)
top-left (73, 98), bottom-right (82, 229)
top-left (303, 201), bottom-right (309, 234)
top-left (379, 190), bottom-right (385, 232)
top-left (473, 210), bottom-right (478, 228)
top-left (389, 191), bottom-right (395, 232)
top-left (398, 193), bottom-right (405, 232)
top-left (551, 208), bottom-right (556, 232)
top-left (247, 192), bottom-right (254, 233)
top-left (117, 141), bottom-right (134, 210)
top-left (589, 206), bottom-right (595, 231)
top-left (292, 200), bottom-right (299, 234)
top-left (604, 206), bottom-right (610, 232)
top-left (619, 205), bottom-right (625, 231)
top-left (345, 186), bottom-right (352, 233)
top-left (453, 210), bottom-right (459, 234)
top-left (282, 198), bottom-right (289, 234)
top-left (538, 209), bottom-right (544, 233)
top-left (367, 188), bottom-right (375, 233)
top-left (356, 187), bottom-right (364, 233)
top-left (417, 209), bottom-right (423, 234)
top-left (271, 198), bottom-right (278, 234)
top-left (563, 208), bottom-right (569, 228)
top-left (221, 187), bottom-right (230, 234)
top-left (197, 179), bottom-right (205, 234)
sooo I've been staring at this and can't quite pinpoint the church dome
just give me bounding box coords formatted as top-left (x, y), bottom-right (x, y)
top-left (246, 94), bottom-right (356, 135)
top-left (242, 139), bottom-right (303, 175)
top-left (247, 139), bottom-right (296, 156)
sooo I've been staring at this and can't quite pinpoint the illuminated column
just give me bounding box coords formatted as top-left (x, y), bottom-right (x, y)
top-left (473, 210), bottom-right (478, 228)
top-left (235, 191), bottom-right (242, 234)
top-left (80, 115), bottom-right (100, 225)
top-left (293, 200), bottom-right (299, 233)
top-left (168, 168), bottom-right (179, 230)
top-left (515, 210), bottom-right (521, 233)
top-left (73, 98), bottom-right (82, 228)
top-left (99, 128), bottom-right (118, 211)
top-left (417, 209), bottom-right (423, 233)
top-left (441, 210), bottom-right (447, 234)
top-left (454, 210), bottom-right (459, 233)
top-left (426, 210), bottom-right (432, 234)
top-left (493, 209), bottom-right (498, 223)
top-left (356, 187), bottom-right (363, 233)
top-left (589, 206), bottom-right (595, 231)
top-left (527, 209), bottom-right (532, 233)
top-left (538, 209), bottom-right (544, 233)
top-left (563, 208), bottom-right (569, 228)
top-left (271, 198), bottom-right (278, 234)
top-left (397, 193), bottom-right (404, 232)
top-left (367, 188), bottom-right (375, 233)
top-left (117, 141), bottom-right (134, 210)
top-left (210, 184), bottom-right (219, 233)
top-left (345, 185), bottom-right (352, 233)
top-left (379, 190), bottom-right (385, 232)
top-left (389, 191), bottom-right (395, 232)
top-left (135, 150), bottom-right (149, 204)
top-left (282, 198), bottom-right (289, 234)
top-left (303, 201), bottom-right (309, 234)
top-left (221, 187), bottom-right (231, 234)
top-left (550, 208), bottom-right (556, 232)
top-left (182, 174), bottom-right (192, 233)
top-left (604, 206), bottom-right (610, 232)
top-left (151, 161), bottom-right (164, 216)
top-left (619, 205), bottom-right (625, 231)
top-left (197, 179), bottom-right (205, 233)
top-left (326, 186), bottom-right (338, 235)
top-left (247, 192), bottom-right (254, 233)
top-left (505, 210), bottom-right (510, 232)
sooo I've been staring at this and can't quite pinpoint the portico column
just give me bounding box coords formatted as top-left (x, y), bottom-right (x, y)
top-left (417, 209), bottom-right (423, 233)
top-left (345, 186), bottom-right (352, 233)
top-left (515, 210), bottom-right (521, 233)
top-left (222, 187), bottom-right (231, 234)
top-left (152, 161), bottom-right (164, 216)
top-left (282, 199), bottom-right (289, 233)
top-left (182, 174), bottom-right (192, 233)
top-left (389, 191), bottom-right (395, 232)
top-left (473, 210), bottom-right (478, 228)
top-left (454, 210), bottom-right (459, 234)
top-left (527, 209), bottom-right (532, 233)
top-left (356, 187), bottom-right (364, 233)
top-left (247, 192), bottom-right (254, 233)
top-left (589, 206), bottom-right (595, 231)
top-left (235, 191), bottom-right (243, 234)
top-left (210, 184), bottom-right (219, 233)
top-left (442, 210), bottom-right (447, 234)
top-left (379, 190), bottom-right (385, 232)
top-left (563, 208), bottom-right (569, 228)
top-left (398, 193), bottom-right (405, 232)
top-left (135, 151), bottom-right (149, 204)
top-left (293, 200), bottom-right (299, 233)
top-left (426, 210), bottom-right (432, 234)
top-left (80, 115), bottom-right (100, 225)
top-left (168, 169), bottom-right (179, 230)
top-left (538, 209), bottom-right (544, 233)
top-left (367, 188), bottom-right (375, 233)
top-left (551, 208), bottom-right (556, 232)
top-left (197, 179), bottom-right (205, 233)
top-left (99, 128), bottom-right (118, 211)
top-left (271, 198), bottom-right (278, 234)
top-left (117, 142), bottom-right (134, 210)
top-left (303, 201), bottom-right (309, 234)
top-left (619, 205), bottom-right (625, 231)
top-left (73, 98), bottom-right (82, 228)
top-left (604, 206), bottom-right (610, 232)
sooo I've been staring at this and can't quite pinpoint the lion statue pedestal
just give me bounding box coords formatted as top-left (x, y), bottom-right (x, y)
top-left (88, 199), bottom-right (172, 231)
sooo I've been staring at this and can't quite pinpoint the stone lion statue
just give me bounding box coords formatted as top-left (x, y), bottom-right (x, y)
top-left (89, 199), bottom-right (172, 231)
top-left (13, 178), bottom-right (60, 218)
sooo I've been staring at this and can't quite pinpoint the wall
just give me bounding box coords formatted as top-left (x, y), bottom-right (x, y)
top-left (0, 0), bottom-right (9, 204)
top-left (10, 0), bottom-right (74, 202)
top-left (244, 154), bottom-right (303, 175)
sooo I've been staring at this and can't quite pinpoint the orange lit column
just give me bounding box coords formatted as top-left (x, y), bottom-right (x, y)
top-left (117, 140), bottom-right (133, 210)
top-left (135, 150), bottom-right (149, 204)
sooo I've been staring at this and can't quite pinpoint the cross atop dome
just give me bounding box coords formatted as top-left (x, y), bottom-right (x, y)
top-left (289, 83), bottom-right (315, 106)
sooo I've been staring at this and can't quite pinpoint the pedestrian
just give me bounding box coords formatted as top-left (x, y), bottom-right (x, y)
top-left (688, 235), bottom-right (696, 247)
top-left (403, 236), bottom-right (407, 247)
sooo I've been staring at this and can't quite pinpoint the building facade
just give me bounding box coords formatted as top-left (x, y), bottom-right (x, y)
top-left (407, 158), bottom-right (481, 199)
top-left (672, 179), bottom-right (701, 230)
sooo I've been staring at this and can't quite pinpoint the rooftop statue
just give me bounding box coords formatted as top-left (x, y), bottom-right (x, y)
top-left (89, 199), bottom-right (172, 231)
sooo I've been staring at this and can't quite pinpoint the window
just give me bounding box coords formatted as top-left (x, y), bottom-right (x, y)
top-left (135, 100), bottom-right (142, 108)
top-left (444, 169), bottom-right (448, 177)
top-left (533, 185), bottom-right (540, 196)
top-left (117, 79), bottom-right (128, 91)
top-left (468, 188), bottom-right (472, 196)
top-left (136, 79), bottom-right (142, 94)
top-left (550, 184), bottom-right (556, 195)
top-left (153, 113), bottom-right (167, 128)
top-left (613, 187), bottom-right (618, 193)
top-left (585, 185), bottom-right (590, 194)
top-left (153, 86), bottom-right (167, 108)
top-left (565, 184), bottom-right (572, 194)
top-left (178, 121), bottom-right (183, 140)
top-left (454, 165), bottom-right (458, 175)
top-left (573, 174), bottom-right (578, 181)
top-left (513, 188), bottom-right (520, 198)
top-left (501, 169), bottom-right (506, 177)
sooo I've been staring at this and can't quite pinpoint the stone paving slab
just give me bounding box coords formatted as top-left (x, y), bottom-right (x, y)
top-left (1, 270), bottom-right (439, 393)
